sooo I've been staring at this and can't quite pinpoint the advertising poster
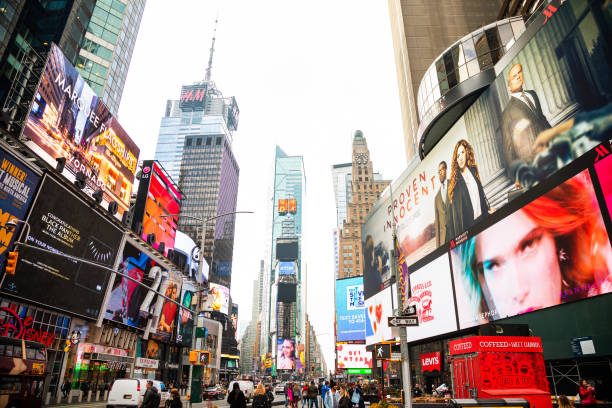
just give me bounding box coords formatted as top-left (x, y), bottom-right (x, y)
top-left (405, 254), bottom-right (457, 342)
top-left (132, 161), bottom-right (180, 257)
top-left (594, 152), bottom-right (612, 218)
top-left (202, 282), bottom-right (230, 314)
top-left (174, 230), bottom-right (207, 283)
top-left (450, 170), bottom-right (612, 329)
top-left (231, 303), bottom-right (238, 340)
top-left (176, 279), bottom-right (196, 346)
top-left (336, 343), bottom-right (372, 369)
top-left (277, 338), bottom-right (296, 370)
top-left (24, 44), bottom-right (140, 218)
top-left (0, 147), bottom-right (40, 271)
top-left (153, 270), bottom-right (182, 341)
top-left (363, 0), bottom-right (612, 307)
top-left (1, 176), bottom-right (122, 319)
top-left (278, 261), bottom-right (296, 275)
top-left (335, 276), bottom-right (365, 342)
top-left (365, 286), bottom-right (394, 346)
top-left (105, 242), bottom-right (163, 329)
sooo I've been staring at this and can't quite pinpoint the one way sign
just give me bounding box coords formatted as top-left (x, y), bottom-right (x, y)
top-left (388, 316), bottom-right (419, 327)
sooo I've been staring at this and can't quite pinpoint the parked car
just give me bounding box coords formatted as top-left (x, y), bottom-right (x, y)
top-left (274, 383), bottom-right (285, 395)
top-left (203, 385), bottom-right (225, 400)
top-left (228, 380), bottom-right (254, 402)
top-left (107, 379), bottom-right (170, 408)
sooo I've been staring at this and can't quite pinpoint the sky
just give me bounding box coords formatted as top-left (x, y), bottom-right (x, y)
top-left (118, 0), bottom-right (408, 370)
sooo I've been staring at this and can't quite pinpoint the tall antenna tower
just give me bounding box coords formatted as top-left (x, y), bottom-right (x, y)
top-left (205, 15), bottom-right (218, 82)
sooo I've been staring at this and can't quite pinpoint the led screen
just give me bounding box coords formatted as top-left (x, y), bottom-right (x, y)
top-left (277, 283), bottom-right (297, 303)
top-left (336, 343), bottom-right (372, 369)
top-left (365, 286), bottom-right (394, 346)
top-left (133, 161), bottom-right (180, 256)
top-left (405, 253), bottom-right (458, 342)
top-left (594, 152), bottom-right (612, 218)
top-left (276, 240), bottom-right (298, 261)
top-left (231, 303), bottom-right (238, 340)
top-left (335, 277), bottom-right (365, 342)
top-left (276, 338), bottom-right (296, 370)
top-left (2, 176), bottom-right (123, 319)
top-left (278, 261), bottom-right (296, 275)
top-left (202, 282), bottom-right (230, 315)
top-left (152, 270), bottom-right (182, 342)
top-left (24, 44), bottom-right (140, 218)
top-left (176, 279), bottom-right (196, 346)
top-left (0, 147), bottom-right (40, 273)
top-left (362, 0), bottom-right (612, 306)
top-left (450, 170), bottom-right (612, 329)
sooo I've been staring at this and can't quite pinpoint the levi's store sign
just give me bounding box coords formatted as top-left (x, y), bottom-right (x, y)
top-left (449, 336), bottom-right (543, 355)
top-left (420, 351), bottom-right (441, 372)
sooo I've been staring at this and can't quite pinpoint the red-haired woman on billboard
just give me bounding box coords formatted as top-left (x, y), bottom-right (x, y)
top-left (454, 170), bottom-right (612, 322)
top-left (448, 139), bottom-right (491, 238)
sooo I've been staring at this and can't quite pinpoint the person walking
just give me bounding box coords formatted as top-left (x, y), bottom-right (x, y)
top-left (142, 381), bottom-right (160, 408)
top-left (353, 380), bottom-right (365, 408)
top-left (170, 389), bottom-right (182, 408)
top-left (61, 381), bottom-right (71, 399)
top-left (286, 382), bottom-right (292, 407)
top-left (338, 386), bottom-right (351, 408)
top-left (579, 379), bottom-right (597, 404)
top-left (302, 383), bottom-right (309, 408)
top-left (253, 384), bottom-right (268, 408)
top-left (228, 383), bottom-right (247, 408)
top-left (558, 395), bottom-right (574, 408)
top-left (308, 381), bottom-right (319, 408)
top-left (265, 385), bottom-right (275, 408)
top-left (321, 381), bottom-right (330, 405)
top-left (292, 383), bottom-right (302, 408)
top-left (324, 386), bottom-right (337, 408)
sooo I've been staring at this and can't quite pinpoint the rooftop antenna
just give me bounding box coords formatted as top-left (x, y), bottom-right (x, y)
top-left (205, 13), bottom-right (219, 82)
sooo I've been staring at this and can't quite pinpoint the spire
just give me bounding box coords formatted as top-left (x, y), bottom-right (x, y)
top-left (205, 15), bottom-right (218, 82)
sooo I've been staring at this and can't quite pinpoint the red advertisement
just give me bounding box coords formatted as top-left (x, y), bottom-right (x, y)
top-left (594, 150), bottom-right (612, 218)
top-left (288, 199), bottom-right (297, 213)
top-left (479, 352), bottom-right (549, 391)
top-left (420, 351), bottom-right (441, 372)
top-left (278, 199), bottom-right (288, 213)
top-left (449, 336), bottom-right (543, 355)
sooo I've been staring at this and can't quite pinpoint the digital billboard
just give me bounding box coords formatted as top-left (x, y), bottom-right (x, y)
top-left (276, 239), bottom-right (298, 261)
top-left (180, 84), bottom-right (207, 109)
top-left (365, 285), bottom-right (394, 346)
top-left (277, 338), bottom-right (296, 370)
top-left (105, 242), bottom-right (164, 329)
top-left (24, 44), bottom-right (140, 218)
top-left (405, 254), bottom-right (457, 342)
top-left (278, 261), bottom-right (296, 276)
top-left (0, 147), bottom-right (40, 274)
top-left (594, 152), bottom-right (612, 218)
top-left (231, 303), bottom-right (238, 340)
top-left (336, 276), bottom-right (365, 342)
top-left (450, 170), bottom-right (612, 329)
top-left (336, 343), bottom-right (372, 369)
top-left (176, 279), bottom-right (196, 346)
top-left (227, 96), bottom-right (239, 131)
top-left (174, 230), bottom-right (208, 284)
top-left (362, 0), bottom-right (612, 305)
top-left (132, 161), bottom-right (181, 256)
top-left (153, 270), bottom-right (182, 341)
top-left (202, 282), bottom-right (230, 314)
top-left (1, 176), bottom-right (123, 319)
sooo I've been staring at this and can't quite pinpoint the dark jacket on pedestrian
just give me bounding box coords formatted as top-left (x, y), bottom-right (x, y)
top-left (142, 386), bottom-right (160, 408)
top-left (338, 396), bottom-right (351, 408)
top-left (308, 385), bottom-right (318, 399)
top-left (228, 388), bottom-right (247, 408)
top-left (170, 394), bottom-right (182, 408)
top-left (253, 394), bottom-right (268, 408)
top-left (354, 385), bottom-right (365, 408)
top-left (265, 390), bottom-right (275, 408)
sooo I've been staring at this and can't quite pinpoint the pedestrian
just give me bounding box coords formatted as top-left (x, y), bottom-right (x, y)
top-left (142, 381), bottom-right (160, 408)
top-left (265, 384), bottom-right (275, 408)
top-left (292, 383), bottom-right (302, 408)
top-left (228, 382), bottom-right (247, 408)
top-left (338, 386), bottom-right (351, 408)
top-left (61, 380), bottom-right (71, 399)
top-left (412, 383), bottom-right (423, 397)
top-left (302, 383), bottom-right (309, 408)
top-left (321, 381), bottom-right (330, 404)
top-left (324, 386), bottom-right (336, 408)
top-left (170, 389), bottom-right (182, 408)
top-left (253, 384), bottom-right (268, 408)
top-left (353, 380), bottom-right (364, 408)
top-left (285, 382), bottom-right (292, 407)
top-left (308, 381), bottom-right (319, 408)
top-left (558, 395), bottom-right (573, 408)
top-left (579, 379), bottom-right (597, 404)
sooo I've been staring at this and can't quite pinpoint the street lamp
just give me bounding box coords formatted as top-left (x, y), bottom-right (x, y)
top-left (161, 210), bottom-right (252, 402)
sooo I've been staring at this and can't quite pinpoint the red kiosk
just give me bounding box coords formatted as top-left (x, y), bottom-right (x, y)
top-left (449, 336), bottom-right (552, 408)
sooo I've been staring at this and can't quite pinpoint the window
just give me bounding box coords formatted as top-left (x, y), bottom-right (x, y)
top-left (206, 137), bottom-right (212, 145)
top-left (216, 137), bottom-right (222, 145)
top-left (186, 138), bottom-right (192, 146)
top-left (196, 138), bottom-right (202, 146)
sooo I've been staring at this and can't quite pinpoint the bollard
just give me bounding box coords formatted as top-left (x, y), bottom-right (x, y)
top-left (96, 390), bottom-right (100, 401)
top-left (104, 390), bottom-right (109, 400)
top-left (78, 390), bottom-right (83, 403)
top-left (57, 392), bottom-right (62, 404)
top-left (45, 392), bottom-right (51, 405)
top-left (87, 390), bottom-right (92, 402)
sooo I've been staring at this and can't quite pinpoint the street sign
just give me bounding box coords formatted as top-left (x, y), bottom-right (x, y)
top-left (375, 343), bottom-right (391, 359)
top-left (388, 316), bottom-right (419, 327)
top-left (402, 305), bottom-right (417, 316)
top-left (391, 352), bottom-right (401, 360)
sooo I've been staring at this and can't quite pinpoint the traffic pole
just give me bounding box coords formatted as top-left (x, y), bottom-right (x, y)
top-left (392, 243), bottom-right (412, 408)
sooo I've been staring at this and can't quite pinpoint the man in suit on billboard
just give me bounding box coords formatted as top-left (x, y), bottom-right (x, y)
top-left (434, 161), bottom-right (451, 246)
top-left (501, 63), bottom-right (552, 170)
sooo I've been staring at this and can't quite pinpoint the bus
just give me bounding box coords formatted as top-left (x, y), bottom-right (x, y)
top-left (0, 337), bottom-right (47, 408)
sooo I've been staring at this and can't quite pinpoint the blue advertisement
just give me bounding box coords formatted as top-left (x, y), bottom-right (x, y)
top-left (278, 261), bottom-right (295, 275)
top-left (336, 276), bottom-right (365, 342)
top-left (0, 147), bottom-right (40, 274)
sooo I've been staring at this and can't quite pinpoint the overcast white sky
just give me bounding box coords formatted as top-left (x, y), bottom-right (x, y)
top-left (118, 0), bottom-right (408, 370)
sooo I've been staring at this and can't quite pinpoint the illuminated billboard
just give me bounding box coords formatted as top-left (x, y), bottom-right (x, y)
top-left (362, 0), bottom-right (612, 306)
top-left (176, 279), bottom-right (197, 346)
top-left (132, 160), bottom-right (181, 256)
top-left (1, 176), bottom-right (123, 320)
top-left (202, 282), bottom-right (230, 315)
top-left (24, 44), bottom-right (140, 219)
top-left (180, 84), bottom-right (207, 109)
top-left (336, 343), bottom-right (371, 369)
top-left (227, 96), bottom-right (239, 131)
top-left (278, 199), bottom-right (287, 213)
top-left (277, 338), bottom-right (296, 370)
top-left (450, 169), bottom-right (612, 329)
top-left (152, 270), bottom-right (182, 342)
top-left (278, 261), bottom-right (296, 276)
top-left (335, 277), bottom-right (365, 342)
top-left (365, 285), bottom-right (394, 346)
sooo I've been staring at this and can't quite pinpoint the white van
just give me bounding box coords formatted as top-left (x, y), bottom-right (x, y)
top-left (228, 380), bottom-right (254, 402)
top-left (107, 379), bottom-right (170, 408)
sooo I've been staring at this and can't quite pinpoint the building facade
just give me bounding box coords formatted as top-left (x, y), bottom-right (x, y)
top-left (338, 131), bottom-right (390, 279)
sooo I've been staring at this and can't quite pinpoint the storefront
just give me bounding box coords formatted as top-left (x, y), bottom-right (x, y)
top-left (66, 343), bottom-right (133, 392)
top-left (133, 357), bottom-right (159, 379)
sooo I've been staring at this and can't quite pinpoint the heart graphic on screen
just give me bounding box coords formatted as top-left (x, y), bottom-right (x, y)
top-left (373, 321), bottom-right (377, 333)
top-left (337, 344), bottom-right (343, 351)
top-left (369, 305), bottom-right (373, 314)
top-left (375, 304), bottom-right (382, 323)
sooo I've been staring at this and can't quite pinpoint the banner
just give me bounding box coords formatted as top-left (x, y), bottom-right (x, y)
top-left (24, 44), bottom-right (140, 218)
top-left (201, 282), bottom-right (230, 314)
top-left (153, 270), bottom-right (182, 342)
top-left (336, 343), bottom-right (371, 369)
top-left (335, 276), bottom-right (365, 342)
top-left (2, 176), bottom-right (122, 319)
top-left (365, 286), bottom-right (394, 346)
top-left (0, 147), bottom-right (40, 271)
top-left (277, 338), bottom-right (296, 370)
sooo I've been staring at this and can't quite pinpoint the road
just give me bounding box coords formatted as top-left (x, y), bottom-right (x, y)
top-left (51, 395), bottom-right (290, 408)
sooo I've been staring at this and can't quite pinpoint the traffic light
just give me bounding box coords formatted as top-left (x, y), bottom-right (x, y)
top-left (5, 251), bottom-right (18, 275)
top-left (311, 364), bottom-right (315, 372)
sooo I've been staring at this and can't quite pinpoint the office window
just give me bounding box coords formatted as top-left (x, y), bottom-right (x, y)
top-left (216, 137), bottom-right (222, 145)
top-left (206, 137), bottom-right (212, 145)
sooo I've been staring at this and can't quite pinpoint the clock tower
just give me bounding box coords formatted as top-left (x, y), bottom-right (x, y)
top-left (338, 130), bottom-right (390, 279)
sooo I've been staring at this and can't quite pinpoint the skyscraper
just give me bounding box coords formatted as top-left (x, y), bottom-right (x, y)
top-left (338, 131), bottom-right (390, 279)
top-left (387, 0), bottom-right (503, 161)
